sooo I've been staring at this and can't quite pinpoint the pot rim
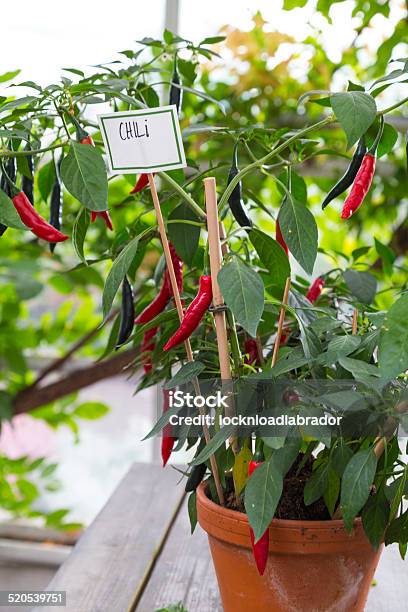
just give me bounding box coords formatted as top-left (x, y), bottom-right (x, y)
top-left (197, 481), bottom-right (360, 530)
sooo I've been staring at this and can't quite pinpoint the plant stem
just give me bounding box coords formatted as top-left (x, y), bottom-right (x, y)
top-left (218, 116), bottom-right (334, 211)
top-left (158, 171), bottom-right (207, 220)
top-left (0, 141), bottom-right (68, 158)
top-left (378, 95), bottom-right (408, 115)
top-left (226, 309), bottom-right (242, 375)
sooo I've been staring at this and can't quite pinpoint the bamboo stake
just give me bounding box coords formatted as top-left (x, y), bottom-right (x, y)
top-left (271, 278), bottom-right (292, 368)
top-left (352, 308), bottom-right (358, 335)
top-left (147, 174), bottom-right (225, 505)
top-left (204, 178), bottom-right (233, 387)
top-left (204, 178), bottom-right (237, 453)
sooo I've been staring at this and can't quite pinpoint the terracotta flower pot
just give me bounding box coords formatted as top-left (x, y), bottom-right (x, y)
top-left (197, 483), bottom-right (382, 612)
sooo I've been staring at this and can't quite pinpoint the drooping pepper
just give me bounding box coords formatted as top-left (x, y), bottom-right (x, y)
top-left (306, 277), bottom-right (325, 303)
top-left (185, 463), bottom-right (207, 492)
top-left (90, 210), bottom-right (113, 230)
top-left (49, 157), bottom-right (63, 253)
top-left (0, 172), bottom-right (8, 236)
top-left (227, 144), bottom-right (253, 230)
top-left (322, 136), bottom-right (366, 210)
top-left (163, 275), bottom-right (213, 351)
top-left (22, 142), bottom-right (34, 206)
top-left (116, 276), bottom-right (135, 348)
top-left (67, 111), bottom-right (95, 146)
top-left (276, 219), bottom-right (288, 255)
top-left (130, 173), bottom-right (151, 195)
top-left (169, 56), bottom-right (183, 116)
top-left (135, 243), bottom-right (183, 325)
top-left (0, 153), bottom-right (16, 237)
top-left (341, 118), bottom-right (384, 219)
top-left (161, 389), bottom-right (175, 467)
top-left (244, 338), bottom-right (260, 366)
top-left (248, 450), bottom-right (269, 576)
top-left (1, 163), bottom-right (68, 243)
top-left (141, 326), bottom-right (158, 374)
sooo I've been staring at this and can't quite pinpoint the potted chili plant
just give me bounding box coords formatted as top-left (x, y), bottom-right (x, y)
top-left (136, 82), bottom-right (408, 611)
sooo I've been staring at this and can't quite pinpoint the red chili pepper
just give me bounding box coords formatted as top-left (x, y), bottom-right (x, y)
top-left (80, 134), bottom-right (95, 146)
top-left (306, 277), bottom-right (325, 303)
top-left (340, 118), bottom-right (384, 219)
top-left (67, 111), bottom-right (95, 146)
top-left (248, 455), bottom-right (269, 576)
top-left (161, 389), bottom-right (175, 467)
top-left (135, 244), bottom-right (183, 325)
top-left (163, 275), bottom-right (213, 351)
top-left (130, 173), bottom-right (152, 195)
top-left (276, 220), bottom-right (288, 255)
top-left (141, 326), bottom-right (158, 374)
top-left (244, 338), bottom-right (260, 366)
top-left (90, 210), bottom-right (113, 230)
top-left (340, 153), bottom-right (376, 219)
top-left (12, 191), bottom-right (69, 243)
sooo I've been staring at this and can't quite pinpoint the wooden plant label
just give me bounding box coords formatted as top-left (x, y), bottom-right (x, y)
top-left (98, 105), bottom-right (186, 174)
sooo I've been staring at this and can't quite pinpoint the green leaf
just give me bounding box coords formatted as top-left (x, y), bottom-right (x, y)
top-left (379, 293), bottom-right (408, 379)
top-left (191, 425), bottom-right (235, 466)
top-left (343, 270), bottom-right (377, 305)
top-left (304, 464), bottom-right (329, 506)
top-left (233, 445), bottom-right (253, 496)
top-left (332, 442), bottom-right (353, 477)
top-left (324, 467), bottom-right (340, 517)
top-left (218, 258), bottom-right (264, 337)
top-left (244, 459), bottom-right (283, 542)
top-left (330, 92), bottom-right (377, 149)
top-left (163, 29), bottom-right (174, 44)
top-left (37, 160), bottom-right (56, 203)
top-left (0, 96), bottom-right (38, 112)
top-left (318, 335), bottom-right (361, 365)
top-left (102, 237), bottom-right (139, 318)
top-left (74, 401), bottom-right (110, 419)
top-left (188, 491), bottom-right (197, 534)
top-left (271, 347), bottom-right (308, 377)
top-left (278, 196), bottom-right (318, 275)
top-left (250, 228), bottom-right (291, 295)
top-left (374, 238), bottom-right (395, 277)
top-left (167, 202), bottom-right (200, 266)
top-left (272, 438), bottom-right (302, 476)
top-left (0, 190), bottom-right (28, 230)
top-left (385, 510), bottom-right (408, 546)
top-left (199, 36), bottom-right (226, 44)
top-left (362, 490), bottom-right (390, 549)
top-left (61, 141), bottom-right (108, 211)
top-left (164, 361), bottom-right (205, 389)
top-left (283, 0), bottom-right (308, 8)
top-left (377, 123), bottom-right (398, 158)
top-left (0, 70), bottom-right (21, 83)
top-left (338, 356), bottom-right (380, 379)
top-left (72, 207), bottom-right (90, 265)
top-left (340, 448), bottom-right (377, 532)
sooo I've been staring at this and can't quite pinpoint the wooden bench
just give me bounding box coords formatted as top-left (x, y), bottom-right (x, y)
top-left (37, 463), bottom-right (406, 612)
top-left (35, 463), bottom-right (221, 612)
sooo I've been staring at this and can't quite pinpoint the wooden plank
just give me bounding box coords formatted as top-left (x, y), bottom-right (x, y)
top-left (136, 497), bottom-right (222, 612)
top-left (34, 464), bottom-right (184, 612)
